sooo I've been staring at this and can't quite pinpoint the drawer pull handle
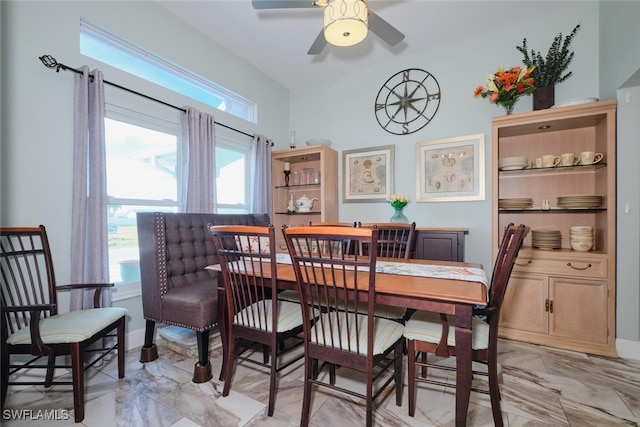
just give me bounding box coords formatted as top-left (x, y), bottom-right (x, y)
top-left (567, 262), bottom-right (592, 271)
top-left (515, 260), bottom-right (532, 266)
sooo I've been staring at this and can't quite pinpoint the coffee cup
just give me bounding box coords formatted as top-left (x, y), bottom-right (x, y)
top-left (534, 157), bottom-right (543, 168)
top-left (579, 151), bottom-right (603, 165)
top-left (560, 152), bottom-right (578, 167)
top-left (542, 154), bottom-right (560, 168)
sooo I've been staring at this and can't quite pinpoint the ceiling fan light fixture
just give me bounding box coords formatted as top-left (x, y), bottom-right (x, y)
top-left (323, 0), bottom-right (368, 47)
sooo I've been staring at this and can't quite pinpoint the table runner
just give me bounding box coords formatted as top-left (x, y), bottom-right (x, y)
top-left (275, 253), bottom-right (488, 290)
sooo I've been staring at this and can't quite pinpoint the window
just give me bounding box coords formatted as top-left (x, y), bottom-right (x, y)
top-left (80, 18), bottom-right (256, 123)
top-left (105, 107), bottom-right (251, 291)
top-left (105, 110), bottom-right (179, 288)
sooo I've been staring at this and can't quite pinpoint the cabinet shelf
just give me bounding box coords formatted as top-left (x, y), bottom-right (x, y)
top-left (498, 163), bottom-right (606, 176)
top-left (275, 183), bottom-right (321, 190)
top-left (499, 208), bottom-right (606, 213)
top-left (275, 211), bottom-right (321, 215)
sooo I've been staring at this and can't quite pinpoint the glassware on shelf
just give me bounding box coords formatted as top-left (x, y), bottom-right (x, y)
top-left (312, 170), bottom-right (321, 184)
top-left (291, 170), bottom-right (301, 185)
top-left (303, 168), bottom-right (314, 185)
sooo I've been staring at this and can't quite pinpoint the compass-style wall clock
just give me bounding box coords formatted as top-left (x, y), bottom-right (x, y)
top-left (374, 68), bottom-right (441, 135)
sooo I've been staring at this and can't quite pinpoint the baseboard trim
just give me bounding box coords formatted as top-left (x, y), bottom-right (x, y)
top-left (126, 327), bottom-right (148, 351)
top-left (616, 338), bottom-right (640, 360)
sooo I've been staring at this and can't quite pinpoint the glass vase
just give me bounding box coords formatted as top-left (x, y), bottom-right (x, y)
top-left (389, 206), bottom-right (408, 223)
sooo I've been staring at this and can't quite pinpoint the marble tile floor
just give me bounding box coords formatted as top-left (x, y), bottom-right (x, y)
top-left (3, 337), bottom-right (640, 427)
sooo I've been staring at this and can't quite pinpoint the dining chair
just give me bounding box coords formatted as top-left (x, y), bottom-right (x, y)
top-left (0, 226), bottom-right (127, 423)
top-left (357, 222), bottom-right (416, 259)
top-left (208, 225), bottom-right (304, 417)
top-left (279, 221), bottom-right (357, 305)
top-left (283, 226), bottom-right (404, 427)
top-left (403, 223), bottom-right (528, 427)
top-left (356, 222), bottom-right (417, 321)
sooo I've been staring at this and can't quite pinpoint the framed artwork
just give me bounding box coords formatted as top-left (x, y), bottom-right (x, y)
top-left (416, 134), bottom-right (485, 202)
top-left (343, 145), bottom-right (394, 203)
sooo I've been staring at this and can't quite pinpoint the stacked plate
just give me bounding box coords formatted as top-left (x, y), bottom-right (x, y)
top-left (532, 228), bottom-right (562, 250)
top-left (499, 156), bottom-right (529, 171)
top-left (570, 226), bottom-right (594, 252)
top-left (498, 198), bottom-right (533, 210)
top-left (557, 194), bottom-right (603, 209)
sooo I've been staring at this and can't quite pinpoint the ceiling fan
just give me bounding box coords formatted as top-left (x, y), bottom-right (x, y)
top-left (252, 0), bottom-right (405, 55)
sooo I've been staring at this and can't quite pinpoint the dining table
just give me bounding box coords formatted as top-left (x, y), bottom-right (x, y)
top-left (207, 254), bottom-right (488, 427)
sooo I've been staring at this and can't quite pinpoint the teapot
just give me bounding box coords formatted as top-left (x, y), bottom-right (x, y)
top-left (295, 195), bottom-right (318, 213)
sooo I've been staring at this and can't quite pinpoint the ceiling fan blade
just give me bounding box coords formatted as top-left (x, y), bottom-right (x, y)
top-left (252, 0), bottom-right (320, 9)
top-left (368, 11), bottom-right (405, 47)
top-left (307, 29), bottom-right (327, 55)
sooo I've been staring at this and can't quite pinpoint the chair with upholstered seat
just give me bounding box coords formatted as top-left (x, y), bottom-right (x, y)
top-left (209, 225), bottom-right (304, 417)
top-left (403, 223), bottom-right (527, 427)
top-left (283, 226), bottom-right (404, 427)
top-left (0, 226), bottom-right (127, 423)
top-left (355, 222), bottom-right (417, 321)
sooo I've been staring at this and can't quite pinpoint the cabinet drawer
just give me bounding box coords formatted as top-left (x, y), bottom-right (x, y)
top-left (513, 250), bottom-right (607, 279)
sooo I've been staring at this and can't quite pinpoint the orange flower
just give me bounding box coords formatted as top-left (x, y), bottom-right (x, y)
top-left (474, 66), bottom-right (536, 112)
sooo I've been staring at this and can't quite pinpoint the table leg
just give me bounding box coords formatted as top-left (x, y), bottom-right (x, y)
top-left (455, 304), bottom-right (473, 427)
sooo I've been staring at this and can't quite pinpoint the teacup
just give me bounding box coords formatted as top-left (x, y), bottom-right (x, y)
top-left (542, 154), bottom-right (560, 168)
top-left (560, 152), bottom-right (579, 167)
top-left (534, 157), bottom-right (543, 168)
top-left (579, 151), bottom-right (604, 165)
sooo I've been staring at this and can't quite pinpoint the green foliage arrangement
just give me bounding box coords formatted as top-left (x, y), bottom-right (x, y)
top-left (516, 24), bottom-right (581, 87)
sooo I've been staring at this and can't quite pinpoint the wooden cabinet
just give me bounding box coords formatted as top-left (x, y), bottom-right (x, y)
top-left (271, 145), bottom-right (338, 252)
top-left (492, 100), bottom-right (617, 357)
top-left (412, 228), bottom-right (468, 262)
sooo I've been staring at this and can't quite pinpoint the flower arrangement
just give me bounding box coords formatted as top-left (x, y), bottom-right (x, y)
top-left (387, 194), bottom-right (410, 209)
top-left (474, 66), bottom-right (536, 114)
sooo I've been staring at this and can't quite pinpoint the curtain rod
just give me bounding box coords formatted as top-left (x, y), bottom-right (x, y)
top-left (39, 54), bottom-right (259, 141)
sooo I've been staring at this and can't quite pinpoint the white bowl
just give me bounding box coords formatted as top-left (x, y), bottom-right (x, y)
top-left (570, 226), bottom-right (593, 233)
top-left (571, 240), bottom-right (593, 251)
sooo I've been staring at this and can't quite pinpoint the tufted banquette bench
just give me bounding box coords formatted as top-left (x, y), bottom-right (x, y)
top-left (136, 212), bottom-right (270, 383)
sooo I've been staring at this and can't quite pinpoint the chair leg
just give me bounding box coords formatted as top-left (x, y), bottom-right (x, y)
top-left (267, 343), bottom-right (277, 416)
top-left (139, 320), bottom-right (158, 363)
top-left (1, 343), bottom-right (8, 410)
top-left (70, 343), bottom-right (85, 423)
top-left (407, 339), bottom-right (416, 417)
top-left (193, 330), bottom-right (212, 383)
top-left (44, 355), bottom-right (56, 387)
top-left (301, 356), bottom-right (313, 427)
top-left (395, 341), bottom-right (403, 406)
top-left (117, 318), bottom-right (126, 379)
top-left (488, 353), bottom-right (504, 427)
top-left (222, 335), bottom-right (235, 397)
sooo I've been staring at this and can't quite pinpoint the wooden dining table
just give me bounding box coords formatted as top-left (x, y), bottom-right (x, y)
top-left (207, 256), bottom-right (488, 427)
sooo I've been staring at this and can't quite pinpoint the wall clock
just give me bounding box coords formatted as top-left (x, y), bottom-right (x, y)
top-left (374, 68), bottom-right (441, 135)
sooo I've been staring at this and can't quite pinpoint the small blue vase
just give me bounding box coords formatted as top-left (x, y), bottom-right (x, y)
top-left (389, 206), bottom-right (408, 223)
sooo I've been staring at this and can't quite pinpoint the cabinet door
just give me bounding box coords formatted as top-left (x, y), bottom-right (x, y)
top-left (414, 231), bottom-right (462, 261)
top-left (500, 273), bottom-right (548, 334)
top-left (548, 277), bottom-right (609, 344)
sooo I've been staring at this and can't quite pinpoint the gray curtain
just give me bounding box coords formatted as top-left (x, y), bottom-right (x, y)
top-left (250, 134), bottom-right (273, 214)
top-left (70, 66), bottom-right (110, 311)
top-left (180, 107), bottom-right (216, 213)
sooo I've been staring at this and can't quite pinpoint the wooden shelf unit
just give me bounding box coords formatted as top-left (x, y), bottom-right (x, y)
top-left (271, 145), bottom-right (338, 252)
top-left (492, 99), bottom-right (617, 357)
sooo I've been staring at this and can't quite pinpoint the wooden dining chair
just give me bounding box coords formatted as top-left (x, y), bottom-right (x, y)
top-left (403, 223), bottom-right (528, 427)
top-left (208, 225), bottom-right (304, 417)
top-left (0, 226), bottom-right (127, 423)
top-left (283, 226), bottom-right (404, 427)
top-left (279, 221), bottom-right (357, 305)
top-left (356, 222), bottom-right (417, 321)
